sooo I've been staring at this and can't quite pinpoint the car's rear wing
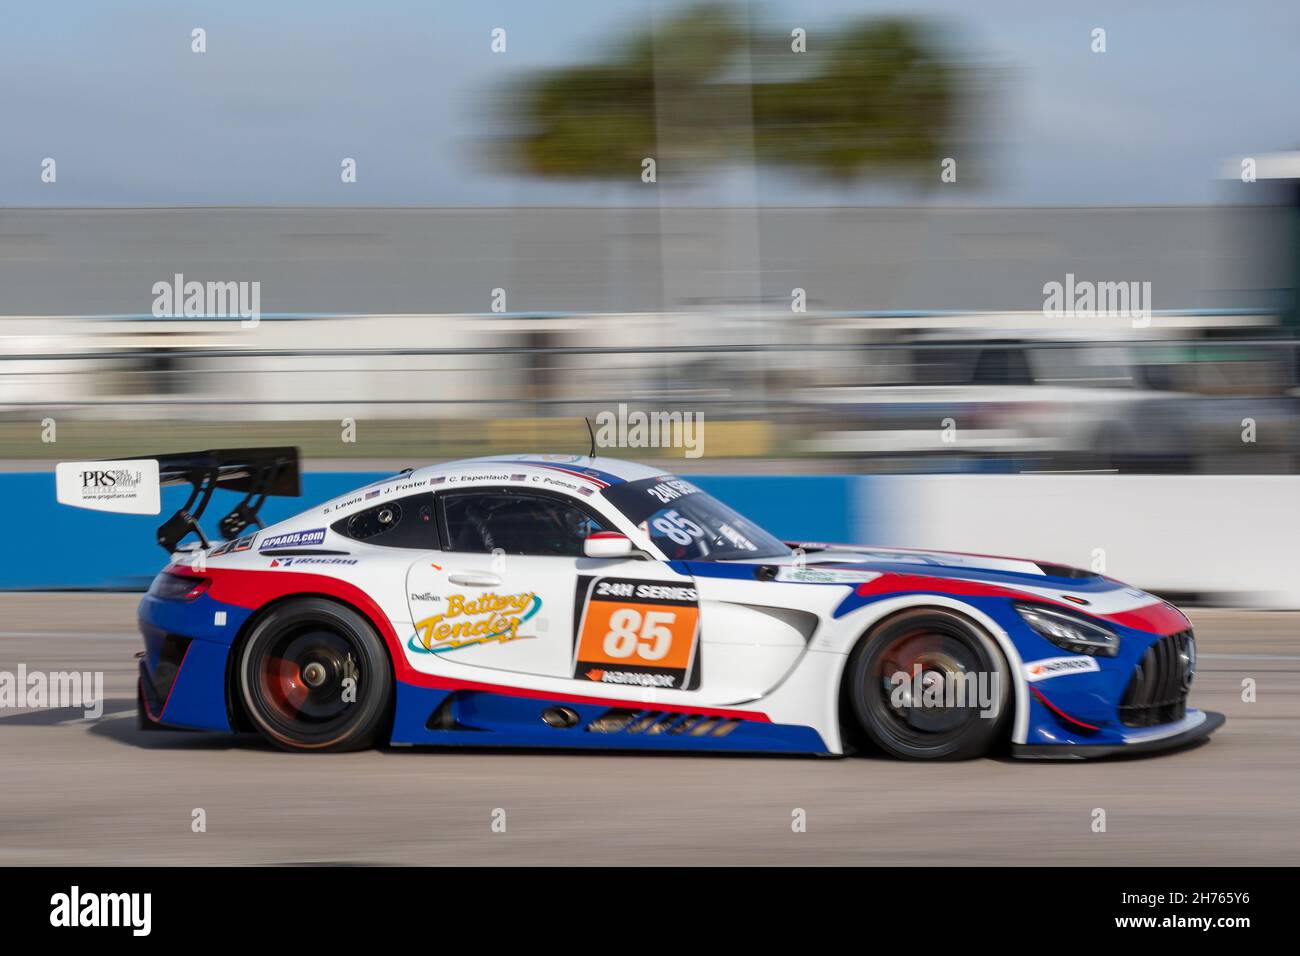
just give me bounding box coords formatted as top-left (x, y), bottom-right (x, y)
top-left (56, 446), bottom-right (300, 552)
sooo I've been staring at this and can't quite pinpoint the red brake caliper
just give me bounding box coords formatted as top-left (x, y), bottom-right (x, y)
top-left (264, 657), bottom-right (309, 715)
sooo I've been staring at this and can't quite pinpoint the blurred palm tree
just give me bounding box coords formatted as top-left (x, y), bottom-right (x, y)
top-left (751, 18), bottom-right (966, 185)
top-left (500, 3), bottom-right (741, 182)
top-left (496, 5), bottom-right (970, 187)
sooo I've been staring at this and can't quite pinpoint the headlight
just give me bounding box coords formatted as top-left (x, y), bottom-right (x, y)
top-left (1014, 603), bottom-right (1118, 657)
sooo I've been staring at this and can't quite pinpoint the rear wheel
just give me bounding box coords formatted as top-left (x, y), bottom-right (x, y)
top-left (847, 609), bottom-right (1010, 760)
top-left (237, 598), bottom-right (393, 752)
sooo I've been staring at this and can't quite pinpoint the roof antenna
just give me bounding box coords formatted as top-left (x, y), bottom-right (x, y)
top-left (584, 416), bottom-right (596, 460)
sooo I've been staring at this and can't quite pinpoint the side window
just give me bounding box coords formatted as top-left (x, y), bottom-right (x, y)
top-left (441, 491), bottom-right (610, 557)
top-left (330, 492), bottom-right (438, 550)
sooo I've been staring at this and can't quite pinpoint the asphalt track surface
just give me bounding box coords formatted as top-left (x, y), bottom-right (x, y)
top-left (0, 595), bottom-right (1295, 866)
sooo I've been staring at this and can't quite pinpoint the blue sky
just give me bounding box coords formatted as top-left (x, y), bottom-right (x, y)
top-left (0, 0), bottom-right (1296, 206)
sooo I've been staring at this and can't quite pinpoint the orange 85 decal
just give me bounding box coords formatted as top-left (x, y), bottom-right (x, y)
top-left (573, 577), bottom-right (700, 689)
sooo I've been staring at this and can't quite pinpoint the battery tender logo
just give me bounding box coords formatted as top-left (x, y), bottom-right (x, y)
top-left (408, 592), bottom-right (541, 654)
top-left (260, 527), bottom-right (327, 551)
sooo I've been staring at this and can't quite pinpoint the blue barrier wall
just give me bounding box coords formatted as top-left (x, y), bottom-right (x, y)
top-left (2, 471), bottom-right (868, 590)
top-left (687, 475), bottom-right (861, 545)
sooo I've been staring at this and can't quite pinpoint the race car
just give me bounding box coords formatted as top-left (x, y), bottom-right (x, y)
top-left (56, 448), bottom-right (1223, 759)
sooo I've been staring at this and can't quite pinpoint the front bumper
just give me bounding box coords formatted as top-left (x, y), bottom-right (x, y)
top-left (957, 596), bottom-right (1215, 755)
top-left (1012, 709), bottom-right (1225, 759)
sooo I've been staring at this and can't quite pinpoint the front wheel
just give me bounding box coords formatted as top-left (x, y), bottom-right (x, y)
top-left (846, 609), bottom-right (1011, 760)
top-left (237, 598), bottom-right (393, 752)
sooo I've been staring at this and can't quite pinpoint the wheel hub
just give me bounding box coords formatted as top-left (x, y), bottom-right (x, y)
top-left (301, 661), bottom-right (328, 688)
top-left (879, 639), bottom-right (979, 733)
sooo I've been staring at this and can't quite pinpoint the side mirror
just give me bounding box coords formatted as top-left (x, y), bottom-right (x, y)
top-left (584, 531), bottom-right (635, 559)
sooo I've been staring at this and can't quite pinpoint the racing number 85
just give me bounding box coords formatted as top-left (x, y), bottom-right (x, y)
top-left (651, 510), bottom-right (703, 547)
top-left (603, 608), bottom-right (676, 661)
top-left (574, 580), bottom-right (700, 679)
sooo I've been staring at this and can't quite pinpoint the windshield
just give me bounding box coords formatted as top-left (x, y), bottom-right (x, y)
top-left (602, 476), bottom-right (791, 561)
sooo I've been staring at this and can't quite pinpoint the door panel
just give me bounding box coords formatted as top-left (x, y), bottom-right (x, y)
top-left (405, 553), bottom-right (576, 678)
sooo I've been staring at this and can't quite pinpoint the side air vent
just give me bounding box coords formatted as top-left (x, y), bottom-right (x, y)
top-left (424, 693), bottom-right (489, 732)
top-left (541, 706), bottom-right (580, 729)
top-left (585, 708), bottom-right (742, 737)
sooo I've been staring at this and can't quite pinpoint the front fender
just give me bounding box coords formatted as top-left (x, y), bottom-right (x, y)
top-left (823, 593), bottom-right (1031, 745)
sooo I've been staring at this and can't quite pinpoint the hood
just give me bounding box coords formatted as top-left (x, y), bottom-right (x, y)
top-left (773, 543), bottom-right (1099, 588)
top-left (739, 542), bottom-right (1189, 634)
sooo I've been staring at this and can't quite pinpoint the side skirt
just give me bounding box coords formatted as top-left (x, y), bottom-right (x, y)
top-left (389, 682), bottom-right (829, 754)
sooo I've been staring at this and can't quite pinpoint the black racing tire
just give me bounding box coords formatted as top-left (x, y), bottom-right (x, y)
top-left (846, 608), bottom-right (1011, 760)
top-left (237, 598), bottom-right (393, 752)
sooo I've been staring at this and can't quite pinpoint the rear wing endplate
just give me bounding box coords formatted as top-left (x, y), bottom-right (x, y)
top-left (56, 446), bottom-right (300, 552)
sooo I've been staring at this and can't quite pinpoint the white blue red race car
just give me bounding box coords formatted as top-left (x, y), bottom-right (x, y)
top-left (57, 448), bottom-right (1223, 759)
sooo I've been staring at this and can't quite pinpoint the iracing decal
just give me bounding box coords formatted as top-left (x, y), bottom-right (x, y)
top-left (573, 577), bottom-right (700, 689)
top-left (408, 592), bottom-right (541, 655)
top-left (269, 557), bottom-right (357, 567)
